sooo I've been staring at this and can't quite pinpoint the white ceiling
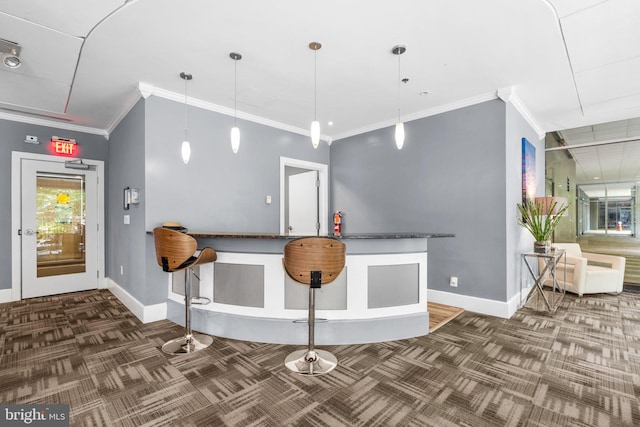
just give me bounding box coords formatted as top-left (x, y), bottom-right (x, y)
top-left (1, 0), bottom-right (640, 146)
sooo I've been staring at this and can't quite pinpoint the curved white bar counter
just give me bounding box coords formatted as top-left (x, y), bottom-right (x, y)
top-left (164, 232), bottom-right (453, 345)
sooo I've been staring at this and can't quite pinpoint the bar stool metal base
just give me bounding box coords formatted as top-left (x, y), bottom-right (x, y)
top-left (284, 349), bottom-right (337, 376)
top-left (162, 333), bottom-right (213, 355)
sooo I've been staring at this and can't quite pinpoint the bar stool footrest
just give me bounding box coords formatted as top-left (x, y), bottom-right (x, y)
top-left (191, 296), bottom-right (211, 305)
top-left (292, 318), bottom-right (328, 323)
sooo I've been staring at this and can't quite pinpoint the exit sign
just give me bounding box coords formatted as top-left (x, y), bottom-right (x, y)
top-left (49, 136), bottom-right (79, 157)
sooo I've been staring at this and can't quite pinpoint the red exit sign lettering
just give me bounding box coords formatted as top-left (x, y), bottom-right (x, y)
top-left (49, 137), bottom-right (79, 157)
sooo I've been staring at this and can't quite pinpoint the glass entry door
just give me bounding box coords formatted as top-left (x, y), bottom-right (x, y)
top-left (21, 159), bottom-right (98, 298)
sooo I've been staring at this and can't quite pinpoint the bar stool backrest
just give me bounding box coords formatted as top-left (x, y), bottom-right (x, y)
top-left (283, 237), bottom-right (346, 285)
top-left (153, 227), bottom-right (197, 272)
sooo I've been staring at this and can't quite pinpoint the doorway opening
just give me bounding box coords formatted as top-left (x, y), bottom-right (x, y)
top-left (279, 157), bottom-right (328, 235)
top-left (577, 182), bottom-right (636, 237)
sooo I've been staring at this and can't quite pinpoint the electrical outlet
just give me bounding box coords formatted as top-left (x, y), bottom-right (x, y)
top-left (120, 265), bottom-right (124, 275)
top-left (450, 276), bottom-right (458, 287)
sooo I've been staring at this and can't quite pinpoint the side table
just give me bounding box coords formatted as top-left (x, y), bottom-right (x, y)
top-left (521, 249), bottom-right (566, 311)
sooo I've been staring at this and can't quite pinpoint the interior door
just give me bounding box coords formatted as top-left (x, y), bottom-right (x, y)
top-left (287, 169), bottom-right (319, 235)
top-left (21, 159), bottom-right (98, 298)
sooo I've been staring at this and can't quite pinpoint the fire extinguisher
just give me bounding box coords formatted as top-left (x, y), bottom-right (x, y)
top-left (333, 211), bottom-right (343, 236)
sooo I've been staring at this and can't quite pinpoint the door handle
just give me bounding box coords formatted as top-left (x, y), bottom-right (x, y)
top-left (288, 226), bottom-right (293, 231)
top-left (23, 229), bottom-right (36, 236)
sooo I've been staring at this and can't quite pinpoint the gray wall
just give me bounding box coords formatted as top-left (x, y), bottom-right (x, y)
top-left (331, 100), bottom-right (542, 302)
top-left (0, 118), bottom-right (108, 291)
top-left (106, 100), bottom-right (147, 302)
top-left (144, 96), bottom-right (330, 231)
top-left (106, 96), bottom-right (330, 305)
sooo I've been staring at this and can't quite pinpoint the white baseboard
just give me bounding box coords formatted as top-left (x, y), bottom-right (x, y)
top-left (428, 289), bottom-right (525, 319)
top-left (0, 288), bottom-right (13, 304)
top-left (106, 278), bottom-right (167, 323)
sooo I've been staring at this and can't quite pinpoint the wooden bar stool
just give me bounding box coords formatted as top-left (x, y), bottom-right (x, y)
top-left (283, 237), bottom-right (346, 375)
top-left (153, 227), bottom-right (217, 354)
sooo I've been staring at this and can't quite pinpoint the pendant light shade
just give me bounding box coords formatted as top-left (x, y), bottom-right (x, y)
top-left (311, 120), bottom-right (320, 149)
top-left (180, 72), bottom-right (192, 164)
top-left (392, 45), bottom-right (407, 150)
top-left (309, 42), bottom-right (321, 149)
top-left (181, 140), bottom-right (191, 164)
top-left (229, 52), bottom-right (242, 153)
top-left (394, 122), bottom-right (405, 150)
top-left (230, 126), bottom-right (240, 153)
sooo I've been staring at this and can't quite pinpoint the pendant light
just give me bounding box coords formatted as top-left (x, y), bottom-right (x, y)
top-left (180, 72), bottom-right (192, 164)
top-left (392, 45), bottom-right (406, 150)
top-left (309, 42), bottom-right (321, 149)
top-left (229, 52), bottom-right (242, 153)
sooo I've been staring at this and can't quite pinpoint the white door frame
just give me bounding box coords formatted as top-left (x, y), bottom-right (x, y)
top-left (11, 151), bottom-right (106, 302)
top-left (279, 157), bottom-right (328, 235)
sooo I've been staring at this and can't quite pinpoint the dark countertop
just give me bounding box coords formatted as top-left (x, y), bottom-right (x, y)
top-left (186, 231), bottom-right (455, 239)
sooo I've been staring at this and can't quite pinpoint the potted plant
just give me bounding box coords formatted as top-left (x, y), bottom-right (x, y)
top-left (517, 198), bottom-right (569, 253)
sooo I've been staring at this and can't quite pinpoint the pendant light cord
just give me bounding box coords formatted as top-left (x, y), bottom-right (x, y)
top-left (397, 51), bottom-right (401, 122)
top-left (314, 48), bottom-right (317, 121)
top-left (234, 58), bottom-right (238, 126)
top-left (184, 77), bottom-right (188, 140)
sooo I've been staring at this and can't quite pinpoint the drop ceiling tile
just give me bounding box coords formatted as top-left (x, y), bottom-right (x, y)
top-left (561, 0), bottom-right (640, 72)
top-left (548, 0), bottom-right (609, 18)
top-left (622, 142), bottom-right (640, 152)
top-left (567, 135), bottom-right (595, 145)
top-left (580, 94), bottom-right (640, 121)
top-left (571, 152), bottom-right (595, 161)
top-left (575, 56), bottom-right (640, 107)
top-left (562, 125), bottom-right (594, 135)
top-left (594, 119), bottom-right (631, 131)
top-left (626, 122), bottom-right (640, 134)
top-left (0, 71), bottom-right (69, 112)
top-left (0, 0), bottom-right (125, 37)
top-left (596, 144), bottom-right (624, 154)
top-left (594, 129), bottom-right (632, 140)
top-left (0, 14), bottom-right (82, 85)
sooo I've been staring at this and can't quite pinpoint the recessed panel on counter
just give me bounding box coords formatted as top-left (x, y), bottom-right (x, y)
top-left (285, 268), bottom-right (347, 310)
top-left (214, 263), bottom-right (265, 308)
top-left (368, 263), bottom-right (419, 308)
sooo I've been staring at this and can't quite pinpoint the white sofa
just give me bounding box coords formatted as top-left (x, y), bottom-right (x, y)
top-left (548, 243), bottom-right (626, 296)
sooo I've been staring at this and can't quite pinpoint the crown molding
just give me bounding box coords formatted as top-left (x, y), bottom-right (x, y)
top-left (103, 85), bottom-right (147, 138)
top-left (330, 91), bottom-right (499, 142)
top-left (143, 84), bottom-right (320, 139)
top-left (0, 110), bottom-right (108, 138)
top-left (497, 86), bottom-right (546, 139)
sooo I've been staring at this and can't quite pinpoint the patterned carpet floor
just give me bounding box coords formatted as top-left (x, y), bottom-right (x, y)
top-left (0, 289), bottom-right (639, 426)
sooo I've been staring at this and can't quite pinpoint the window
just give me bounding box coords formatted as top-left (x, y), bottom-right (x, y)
top-left (577, 182), bottom-right (636, 237)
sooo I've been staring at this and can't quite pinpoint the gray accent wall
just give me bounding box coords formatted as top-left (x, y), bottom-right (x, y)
top-left (330, 100), bottom-right (542, 302)
top-left (107, 100), bottom-right (147, 303)
top-left (106, 96), bottom-right (330, 305)
top-left (0, 118), bottom-right (108, 291)
top-left (144, 96), bottom-right (330, 232)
